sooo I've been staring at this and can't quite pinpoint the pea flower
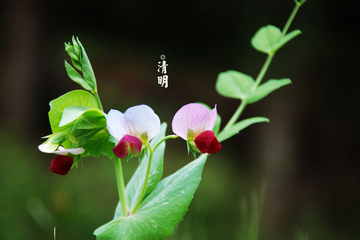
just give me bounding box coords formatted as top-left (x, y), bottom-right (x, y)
top-left (172, 103), bottom-right (221, 154)
top-left (106, 104), bottom-right (161, 159)
top-left (38, 144), bottom-right (85, 175)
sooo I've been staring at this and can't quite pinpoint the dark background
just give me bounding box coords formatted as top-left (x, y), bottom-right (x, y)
top-left (0, 0), bottom-right (359, 239)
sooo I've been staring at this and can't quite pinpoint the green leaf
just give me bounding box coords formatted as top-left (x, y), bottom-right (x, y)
top-left (273, 29), bottom-right (302, 53)
top-left (251, 25), bottom-right (302, 55)
top-left (94, 154), bottom-right (207, 240)
top-left (64, 61), bottom-right (93, 91)
top-left (216, 70), bottom-right (255, 100)
top-left (251, 25), bottom-right (282, 54)
top-left (69, 109), bottom-right (107, 146)
top-left (218, 117), bottom-right (269, 142)
top-left (59, 106), bottom-right (90, 127)
top-left (245, 78), bottom-right (292, 103)
top-left (76, 38), bottom-right (97, 91)
top-left (114, 123), bottom-right (167, 217)
top-left (48, 90), bottom-right (99, 133)
top-left (81, 129), bottom-right (116, 159)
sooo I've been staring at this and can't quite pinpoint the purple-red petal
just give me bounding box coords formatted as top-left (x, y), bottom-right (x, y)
top-left (51, 155), bottom-right (74, 175)
top-left (113, 134), bottom-right (142, 159)
top-left (194, 130), bottom-right (222, 154)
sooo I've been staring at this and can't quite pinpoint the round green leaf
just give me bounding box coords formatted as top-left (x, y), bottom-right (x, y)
top-left (48, 90), bottom-right (98, 133)
top-left (216, 70), bottom-right (255, 100)
top-left (251, 25), bottom-right (282, 54)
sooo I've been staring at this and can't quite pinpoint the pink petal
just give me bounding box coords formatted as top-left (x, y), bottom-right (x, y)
top-left (172, 103), bottom-right (217, 140)
top-left (194, 130), bottom-right (222, 154)
top-left (113, 134), bottom-right (142, 159)
top-left (51, 155), bottom-right (74, 175)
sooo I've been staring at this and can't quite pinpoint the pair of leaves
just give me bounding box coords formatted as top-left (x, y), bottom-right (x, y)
top-left (48, 90), bottom-right (114, 158)
top-left (94, 124), bottom-right (208, 239)
top-left (64, 37), bottom-right (97, 91)
top-left (251, 25), bottom-right (301, 55)
top-left (216, 70), bottom-right (291, 104)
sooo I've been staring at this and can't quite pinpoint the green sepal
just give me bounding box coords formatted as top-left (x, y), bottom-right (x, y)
top-left (218, 117), bottom-right (270, 142)
top-left (94, 154), bottom-right (207, 240)
top-left (245, 78), bottom-right (292, 104)
top-left (216, 71), bottom-right (254, 100)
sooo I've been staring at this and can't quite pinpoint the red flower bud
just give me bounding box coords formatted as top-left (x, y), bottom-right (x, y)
top-left (51, 155), bottom-right (74, 175)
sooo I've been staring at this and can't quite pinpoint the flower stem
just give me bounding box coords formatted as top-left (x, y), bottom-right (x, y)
top-left (131, 143), bottom-right (154, 214)
top-left (223, 101), bottom-right (247, 132)
top-left (114, 157), bottom-right (128, 217)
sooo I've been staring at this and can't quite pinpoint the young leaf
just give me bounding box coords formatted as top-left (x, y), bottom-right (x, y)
top-left (76, 38), bottom-right (97, 91)
top-left (217, 117), bottom-right (269, 142)
top-left (113, 123), bottom-right (167, 217)
top-left (245, 78), bottom-right (292, 103)
top-left (69, 109), bottom-right (107, 146)
top-left (81, 129), bottom-right (116, 159)
top-left (216, 70), bottom-right (255, 100)
top-left (94, 154), bottom-right (207, 240)
top-left (48, 90), bottom-right (99, 133)
top-left (64, 61), bottom-right (92, 91)
top-left (59, 106), bottom-right (90, 127)
top-left (251, 25), bottom-right (282, 54)
top-left (273, 29), bottom-right (302, 53)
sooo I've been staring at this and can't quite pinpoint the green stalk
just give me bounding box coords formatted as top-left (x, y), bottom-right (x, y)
top-left (92, 88), bottom-right (104, 112)
top-left (114, 157), bottom-right (128, 217)
top-left (223, 101), bottom-right (247, 132)
top-left (131, 143), bottom-right (154, 214)
top-left (220, 1), bottom-right (304, 133)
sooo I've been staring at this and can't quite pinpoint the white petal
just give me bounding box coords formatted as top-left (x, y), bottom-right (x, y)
top-left (38, 142), bottom-right (59, 153)
top-left (123, 105), bottom-right (161, 141)
top-left (54, 146), bottom-right (85, 155)
top-left (106, 109), bottom-right (126, 141)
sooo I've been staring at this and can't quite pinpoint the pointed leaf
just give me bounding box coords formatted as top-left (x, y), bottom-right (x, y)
top-left (64, 60), bottom-right (92, 90)
top-left (218, 117), bottom-right (270, 142)
top-left (77, 38), bottom-right (97, 91)
top-left (274, 29), bottom-right (302, 53)
top-left (94, 154), bottom-right (207, 240)
top-left (216, 70), bottom-right (255, 100)
top-left (246, 78), bottom-right (292, 103)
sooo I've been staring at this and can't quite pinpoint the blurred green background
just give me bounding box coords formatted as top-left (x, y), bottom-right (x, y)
top-left (1, 0), bottom-right (359, 239)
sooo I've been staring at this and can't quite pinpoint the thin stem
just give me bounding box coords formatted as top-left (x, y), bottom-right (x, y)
top-left (93, 88), bottom-right (104, 112)
top-left (131, 143), bottom-right (154, 214)
top-left (114, 157), bottom-right (128, 217)
top-left (282, 2), bottom-right (302, 38)
top-left (251, 54), bottom-right (274, 91)
top-left (153, 134), bottom-right (178, 151)
top-left (220, 1), bottom-right (304, 133)
top-left (223, 101), bottom-right (247, 132)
